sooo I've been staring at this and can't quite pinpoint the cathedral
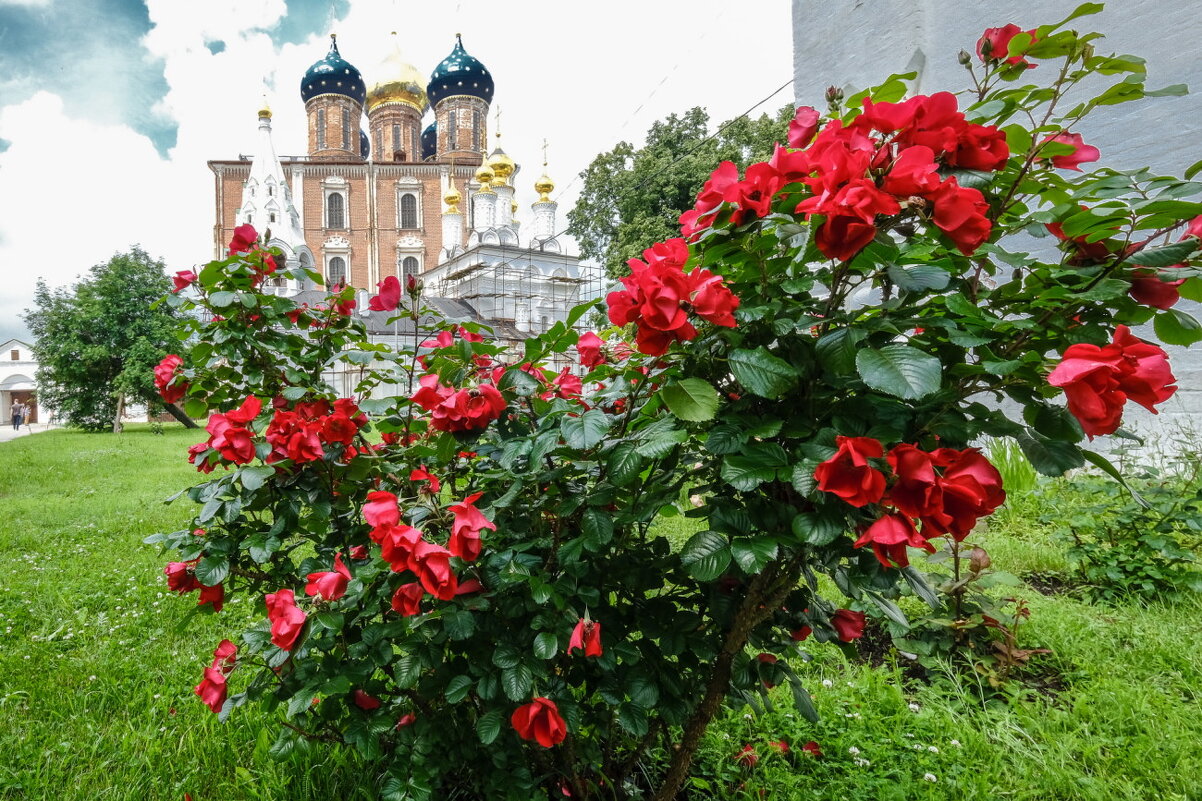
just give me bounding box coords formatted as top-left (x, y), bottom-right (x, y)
top-left (207, 33), bottom-right (590, 336)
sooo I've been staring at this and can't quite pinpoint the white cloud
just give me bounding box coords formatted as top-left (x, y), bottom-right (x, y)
top-left (0, 0), bottom-right (794, 340)
top-left (0, 0), bottom-right (53, 6)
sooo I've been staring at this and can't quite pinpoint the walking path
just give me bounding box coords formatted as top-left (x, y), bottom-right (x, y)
top-left (0, 423), bottom-right (57, 443)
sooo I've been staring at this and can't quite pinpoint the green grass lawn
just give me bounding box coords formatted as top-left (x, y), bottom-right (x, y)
top-left (1, 427), bottom-right (1199, 800)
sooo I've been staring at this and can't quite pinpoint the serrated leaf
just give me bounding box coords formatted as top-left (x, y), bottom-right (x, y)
top-left (561, 409), bottom-right (609, 449)
top-left (443, 674), bottom-right (473, 704)
top-left (1126, 239), bottom-right (1198, 267)
top-left (705, 425), bottom-right (744, 455)
top-left (628, 676), bottom-right (660, 708)
top-left (476, 708), bottom-right (503, 745)
top-left (395, 653), bottom-right (421, 688)
top-left (498, 367), bottom-right (541, 396)
top-left (239, 465), bottom-right (275, 492)
top-left (1154, 308), bottom-right (1202, 345)
top-left (786, 674), bottom-right (820, 723)
top-left (194, 556), bottom-right (229, 587)
top-left (501, 663), bottom-right (533, 702)
top-left (659, 378), bottom-right (720, 422)
top-left (606, 443), bottom-right (644, 486)
top-left (533, 631), bottom-right (558, 660)
top-left (730, 538), bottom-right (778, 573)
top-left (721, 454), bottom-right (777, 491)
top-left (815, 328), bottom-right (863, 374)
top-left (887, 263), bottom-right (951, 292)
top-left (679, 530), bottom-right (730, 581)
top-left (209, 290), bottom-right (236, 308)
top-left (856, 345), bottom-right (942, 399)
top-left (582, 508), bottom-right (614, 550)
top-left (730, 347), bottom-right (799, 399)
top-left (1015, 429), bottom-right (1085, 476)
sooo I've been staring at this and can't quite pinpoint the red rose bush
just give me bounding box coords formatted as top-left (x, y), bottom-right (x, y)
top-left (151, 8), bottom-right (1202, 799)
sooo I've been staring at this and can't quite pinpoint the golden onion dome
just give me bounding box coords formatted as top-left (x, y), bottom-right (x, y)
top-left (257, 101), bottom-right (272, 120)
top-left (365, 33), bottom-right (428, 113)
top-left (444, 184), bottom-right (462, 212)
top-left (534, 171), bottom-right (555, 202)
top-left (474, 163), bottom-right (495, 191)
top-left (487, 146), bottom-right (516, 184)
top-left (511, 199), bottom-right (519, 214)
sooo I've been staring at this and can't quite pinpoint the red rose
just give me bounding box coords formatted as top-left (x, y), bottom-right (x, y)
top-left (735, 744), bottom-right (758, 768)
top-left (880, 146), bottom-right (942, 197)
top-left (305, 553), bottom-right (352, 601)
top-left (374, 523), bottom-right (422, 573)
top-left (790, 626), bottom-right (812, 642)
top-left (391, 582), bottom-right (425, 616)
top-left (352, 689), bottom-right (381, 710)
top-left (923, 448), bottom-right (1006, 540)
top-left (229, 223), bottom-right (257, 254)
top-left (396, 713), bottom-right (417, 728)
top-left (408, 541), bottom-right (458, 600)
top-left (831, 609), bottom-right (866, 641)
top-left (409, 466), bottom-right (441, 494)
top-left (814, 436), bottom-right (887, 507)
top-left (448, 492), bottom-right (495, 562)
top-left (349, 545), bottom-right (368, 560)
top-left (854, 513), bottom-right (931, 569)
top-left (511, 697), bottom-right (568, 747)
top-left (1129, 267), bottom-right (1186, 309)
top-left (194, 639), bottom-right (237, 714)
top-left (815, 214), bottom-right (878, 263)
top-left (885, 443), bottom-right (941, 519)
top-left (788, 106), bottom-right (821, 149)
top-left (1041, 132), bottom-right (1101, 171)
top-left (576, 332), bottom-right (605, 368)
top-left (369, 275), bottom-right (401, 312)
top-left (1048, 325), bottom-right (1177, 437)
top-left (165, 560), bottom-right (200, 594)
top-left (154, 354), bottom-right (188, 405)
top-left (801, 741), bottom-right (822, 757)
top-left (363, 491), bottom-right (400, 528)
top-left (172, 270), bottom-right (197, 294)
top-left (264, 588), bottom-right (306, 651)
top-left (198, 583), bottom-right (224, 612)
top-left (929, 179), bottom-right (991, 255)
top-left (976, 24), bottom-right (1038, 68)
top-left (568, 618), bottom-right (602, 657)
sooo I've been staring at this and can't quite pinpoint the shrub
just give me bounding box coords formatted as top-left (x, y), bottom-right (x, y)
top-left (150, 6), bottom-right (1202, 798)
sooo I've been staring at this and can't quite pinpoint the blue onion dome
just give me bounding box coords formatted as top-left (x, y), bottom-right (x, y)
top-left (426, 34), bottom-right (494, 107)
top-left (300, 35), bottom-right (367, 105)
top-left (359, 129), bottom-right (370, 160)
top-left (421, 122), bottom-right (437, 160)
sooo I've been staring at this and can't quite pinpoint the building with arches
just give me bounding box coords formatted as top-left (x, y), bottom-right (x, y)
top-left (208, 32), bottom-right (596, 333)
top-left (0, 340), bottom-right (42, 425)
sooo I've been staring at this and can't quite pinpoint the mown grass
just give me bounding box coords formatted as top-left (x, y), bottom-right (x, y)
top-left (1, 428), bottom-right (1200, 800)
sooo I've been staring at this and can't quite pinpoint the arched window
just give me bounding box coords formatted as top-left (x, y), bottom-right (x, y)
top-left (328, 256), bottom-right (347, 287)
top-left (399, 194), bottom-right (418, 229)
top-left (317, 108), bottom-right (326, 149)
top-left (402, 256), bottom-right (419, 279)
top-left (472, 109), bottom-right (481, 151)
top-left (326, 193), bottom-right (345, 229)
top-left (341, 107), bottom-right (350, 150)
top-left (448, 111), bottom-right (457, 150)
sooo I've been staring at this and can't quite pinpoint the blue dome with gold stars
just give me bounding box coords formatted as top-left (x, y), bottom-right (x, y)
top-left (301, 36), bottom-right (367, 105)
top-left (421, 122), bottom-right (437, 160)
top-left (426, 35), bottom-right (493, 107)
top-left (359, 130), bottom-right (370, 160)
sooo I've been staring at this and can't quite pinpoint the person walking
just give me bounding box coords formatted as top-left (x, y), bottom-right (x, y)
top-left (11, 401), bottom-right (23, 430)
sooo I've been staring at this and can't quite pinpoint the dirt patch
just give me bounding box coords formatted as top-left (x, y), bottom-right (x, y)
top-left (1022, 571), bottom-right (1082, 597)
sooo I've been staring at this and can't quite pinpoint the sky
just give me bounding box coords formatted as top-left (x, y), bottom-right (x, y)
top-left (0, 0), bottom-right (795, 342)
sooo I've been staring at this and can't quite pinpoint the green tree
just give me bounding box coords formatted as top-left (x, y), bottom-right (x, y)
top-left (23, 247), bottom-right (193, 432)
top-left (567, 104), bottom-right (794, 279)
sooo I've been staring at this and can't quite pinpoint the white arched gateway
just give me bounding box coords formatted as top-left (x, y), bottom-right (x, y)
top-left (0, 339), bottom-right (41, 426)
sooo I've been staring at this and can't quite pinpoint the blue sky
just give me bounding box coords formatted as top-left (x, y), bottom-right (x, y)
top-left (0, 0), bottom-right (794, 342)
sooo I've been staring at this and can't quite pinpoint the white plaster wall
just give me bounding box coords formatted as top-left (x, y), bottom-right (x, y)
top-left (792, 0), bottom-right (1202, 451)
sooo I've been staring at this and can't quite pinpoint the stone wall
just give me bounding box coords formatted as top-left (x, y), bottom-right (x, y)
top-left (791, 0), bottom-right (1202, 452)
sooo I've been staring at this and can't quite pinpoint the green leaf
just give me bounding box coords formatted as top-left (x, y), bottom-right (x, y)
top-left (395, 653), bottom-right (422, 688)
top-left (815, 328), bottom-right (864, 374)
top-left (887, 263), bottom-right (950, 292)
top-left (561, 409), bottom-right (609, 449)
top-left (581, 508), bottom-right (614, 551)
top-left (1042, 2), bottom-right (1103, 32)
top-left (1126, 239), bottom-right (1198, 267)
top-left (730, 347), bottom-right (799, 398)
top-left (444, 675), bottom-right (473, 704)
top-left (1154, 308), bottom-right (1202, 345)
top-left (1178, 277), bottom-right (1202, 302)
top-left (606, 444), bottom-right (644, 486)
top-left (705, 425), bottom-right (744, 455)
top-left (628, 676), bottom-right (660, 708)
top-left (239, 465), bottom-right (275, 492)
top-left (443, 609), bottom-right (476, 640)
top-left (659, 378), bottom-right (720, 422)
top-left (476, 708), bottom-right (503, 745)
top-left (533, 631), bottom-right (558, 660)
top-left (1081, 451), bottom-right (1150, 509)
top-left (501, 663), bottom-right (534, 702)
top-left (901, 567), bottom-right (942, 611)
top-left (679, 530), bottom-right (731, 582)
top-left (786, 674), bottom-right (820, 723)
top-left (194, 556), bottom-right (229, 587)
top-left (1015, 429), bottom-right (1085, 476)
top-left (1186, 159), bottom-right (1202, 181)
top-left (209, 291), bottom-right (236, 308)
top-left (498, 366), bottom-right (541, 397)
top-left (721, 454), bottom-right (778, 491)
top-left (730, 537), bottom-right (778, 573)
top-left (856, 345), bottom-right (942, 399)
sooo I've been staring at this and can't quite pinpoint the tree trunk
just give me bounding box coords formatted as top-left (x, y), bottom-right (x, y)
top-left (112, 394), bottom-right (125, 434)
top-left (163, 402), bottom-right (200, 429)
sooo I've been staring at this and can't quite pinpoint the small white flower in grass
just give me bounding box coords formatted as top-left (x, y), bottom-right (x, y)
top-left (928, 745), bottom-right (939, 753)
top-left (822, 679), bottom-right (834, 688)
top-left (923, 773), bottom-right (937, 783)
top-left (950, 739), bottom-right (962, 747)
top-left (88, 675), bottom-right (97, 681)
top-left (904, 733), bottom-right (915, 738)
top-left (908, 702), bottom-right (921, 712)
top-left (743, 713), bottom-right (753, 720)
top-left (848, 746), bottom-right (861, 756)
top-left (854, 758), bottom-right (871, 767)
